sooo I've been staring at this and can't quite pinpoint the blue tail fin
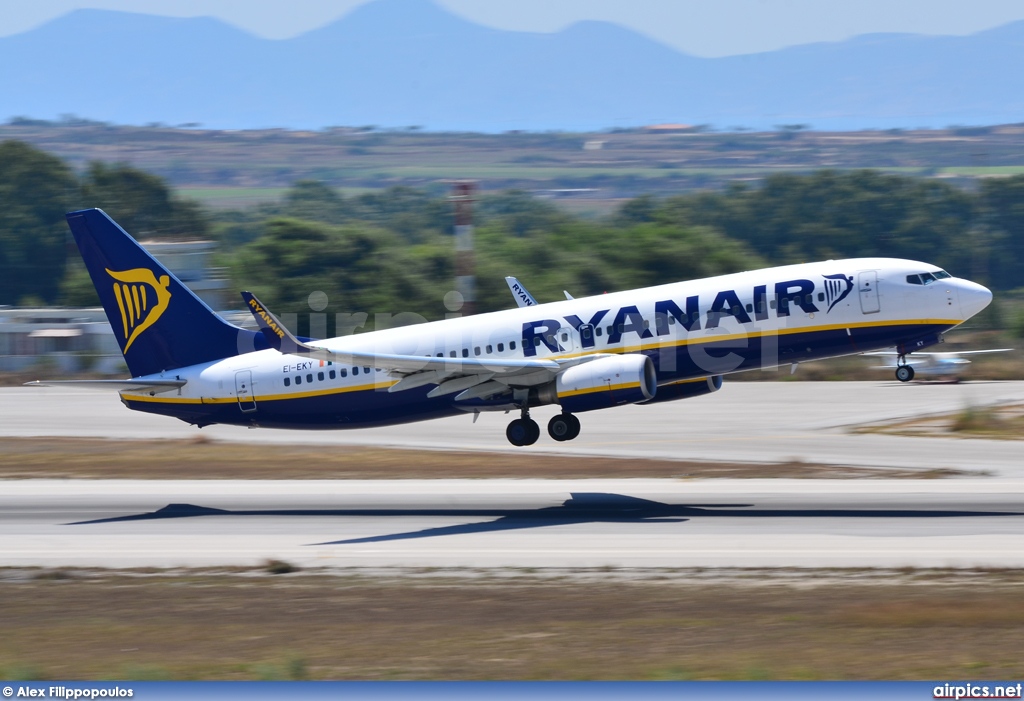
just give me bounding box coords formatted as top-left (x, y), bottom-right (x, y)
top-left (66, 208), bottom-right (266, 377)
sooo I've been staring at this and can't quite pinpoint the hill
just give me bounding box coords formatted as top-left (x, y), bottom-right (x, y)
top-left (3, 0), bottom-right (1024, 131)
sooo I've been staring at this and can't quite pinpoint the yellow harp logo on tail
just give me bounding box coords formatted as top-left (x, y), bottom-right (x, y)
top-left (106, 268), bottom-right (172, 353)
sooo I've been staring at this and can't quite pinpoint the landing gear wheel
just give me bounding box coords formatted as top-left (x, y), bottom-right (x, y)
top-left (895, 365), bottom-right (915, 383)
top-left (548, 413), bottom-right (581, 442)
top-left (506, 418), bottom-right (540, 446)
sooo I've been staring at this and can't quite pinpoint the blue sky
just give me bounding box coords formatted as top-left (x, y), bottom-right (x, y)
top-left (6, 0), bottom-right (1024, 56)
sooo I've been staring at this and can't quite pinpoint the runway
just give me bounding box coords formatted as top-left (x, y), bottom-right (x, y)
top-left (3, 381), bottom-right (1023, 475)
top-left (4, 381), bottom-right (1023, 571)
top-left (4, 478), bottom-right (1024, 569)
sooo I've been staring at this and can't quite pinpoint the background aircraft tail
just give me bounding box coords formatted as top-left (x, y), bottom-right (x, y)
top-left (66, 208), bottom-right (266, 377)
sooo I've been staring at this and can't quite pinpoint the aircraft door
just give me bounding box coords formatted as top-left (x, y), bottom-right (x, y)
top-left (235, 370), bottom-right (257, 412)
top-left (858, 271), bottom-right (880, 314)
top-left (556, 327), bottom-right (579, 356)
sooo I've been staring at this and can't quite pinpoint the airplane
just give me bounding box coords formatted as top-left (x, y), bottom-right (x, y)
top-left (28, 208), bottom-right (994, 446)
top-left (863, 348), bottom-right (1013, 382)
top-left (505, 276), bottom-right (573, 307)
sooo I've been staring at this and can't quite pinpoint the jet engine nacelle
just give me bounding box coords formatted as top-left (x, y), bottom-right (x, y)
top-left (554, 354), bottom-right (657, 413)
top-left (637, 375), bottom-right (723, 405)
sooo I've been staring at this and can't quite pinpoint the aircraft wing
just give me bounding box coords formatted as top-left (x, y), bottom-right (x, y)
top-left (242, 292), bottom-right (565, 396)
top-left (863, 349), bottom-right (1012, 356)
top-left (24, 379), bottom-right (187, 393)
top-left (504, 276), bottom-right (538, 307)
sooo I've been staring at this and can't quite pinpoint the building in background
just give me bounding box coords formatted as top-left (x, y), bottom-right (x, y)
top-left (0, 240), bottom-right (238, 374)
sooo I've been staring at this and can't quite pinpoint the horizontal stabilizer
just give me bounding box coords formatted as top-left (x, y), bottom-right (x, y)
top-left (25, 379), bottom-right (186, 393)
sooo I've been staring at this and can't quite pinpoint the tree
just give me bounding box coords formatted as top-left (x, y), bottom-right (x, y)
top-left (0, 141), bottom-right (78, 304)
top-left (78, 162), bottom-right (209, 239)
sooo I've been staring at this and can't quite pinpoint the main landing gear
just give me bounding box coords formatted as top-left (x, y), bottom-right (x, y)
top-left (895, 356), bottom-right (915, 383)
top-left (546, 412), bottom-right (581, 442)
top-left (505, 408), bottom-right (581, 446)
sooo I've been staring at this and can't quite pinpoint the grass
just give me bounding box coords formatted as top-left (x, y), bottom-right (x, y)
top-left (854, 403), bottom-right (1024, 440)
top-left (3, 569), bottom-right (1024, 680)
top-left (0, 437), bottom-right (950, 480)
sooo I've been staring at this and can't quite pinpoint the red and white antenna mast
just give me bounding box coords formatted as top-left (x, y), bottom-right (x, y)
top-left (451, 181), bottom-right (476, 316)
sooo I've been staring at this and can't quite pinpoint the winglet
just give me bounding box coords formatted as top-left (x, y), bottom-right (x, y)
top-left (241, 291), bottom-right (303, 353)
top-left (504, 276), bottom-right (538, 307)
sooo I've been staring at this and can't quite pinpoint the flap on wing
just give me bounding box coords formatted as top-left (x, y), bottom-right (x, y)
top-left (241, 291), bottom-right (559, 376)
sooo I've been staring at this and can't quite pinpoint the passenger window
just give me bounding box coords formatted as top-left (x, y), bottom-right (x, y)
top-left (607, 325), bottom-right (613, 335)
top-left (353, 367), bottom-right (359, 376)
top-left (462, 349), bottom-right (469, 357)
top-left (582, 327), bottom-right (592, 339)
top-left (534, 338), bottom-right (541, 347)
top-left (449, 350), bottom-right (456, 358)
top-left (340, 368), bottom-right (347, 377)
top-left (306, 374), bottom-right (313, 383)
top-left (667, 317), bottom-right (675, 326)
top-left (561, 333), bottom-right (568, 342)
top-left (642, 320), bottom-right (650, 330)
top-left (770, 300), bottom-right (777, 309)
top-left (329, 370), bottom-right (336, 379)
top-left (805, 294), bottom-right (813, 304)
top-left (757, 301), bottom-right (765, 313)
top-left (510, 341), bottom-right (516, 350)
top-left (284, 377), bottom-right (291, 387)
top-left (692, 312), bottom-right (700, 322)
top-left (497, 343), bottom-right (504, 352)
top-left (364, 366), bottom-right (370, 373)
top-left (486, 345), bottom-right (492, 354)
top-left (745, 303), bottom-right (753, 313)
top-left (817, 293), bottom-right (825, 302)
top-left (436, 352), bottom-right (443, 357)
top-left (295, 376), bottom-right (301, 385)
top-left (596, 327), bottom-right (603, 336)
top-left (474, 346), bottom-right (481, 356)
top-left (317, 372), bottom-right (324, 381)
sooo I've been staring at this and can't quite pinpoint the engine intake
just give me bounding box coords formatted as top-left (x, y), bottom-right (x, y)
top-left (555, 354), bottom-right (657, 413)
top-left (637, 375), bottom-right (723, 405)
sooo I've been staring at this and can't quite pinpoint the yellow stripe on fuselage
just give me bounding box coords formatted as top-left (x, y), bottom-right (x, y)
top-left (121, 318), bottom-right (959, 406)
top-left (122, 380), bottom-right (395, 404)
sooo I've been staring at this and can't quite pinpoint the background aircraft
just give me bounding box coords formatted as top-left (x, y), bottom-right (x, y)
top-left (864, 348), bottom-right (1014, 382)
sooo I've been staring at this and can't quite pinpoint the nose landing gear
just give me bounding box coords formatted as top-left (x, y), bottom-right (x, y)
top-left (895, 356), bottom-right (915, 383)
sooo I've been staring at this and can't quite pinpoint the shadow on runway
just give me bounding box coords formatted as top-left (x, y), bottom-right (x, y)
top-left (67, 492), bottom-right (1024, 544)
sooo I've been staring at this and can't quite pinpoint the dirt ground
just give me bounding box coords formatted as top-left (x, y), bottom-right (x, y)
top-left (2, 569), bottom-right (1024, 680)
top-left (0, 438), bottom-right (956, 480)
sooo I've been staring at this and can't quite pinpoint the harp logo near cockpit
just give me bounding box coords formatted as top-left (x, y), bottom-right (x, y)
top-left (107, 268), bottom-right (172, 352)
top-left (822, 274), bottom-right (854, 313)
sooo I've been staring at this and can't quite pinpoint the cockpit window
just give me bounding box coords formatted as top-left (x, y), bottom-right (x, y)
top-left (907, 270), bottom-right (950, 285)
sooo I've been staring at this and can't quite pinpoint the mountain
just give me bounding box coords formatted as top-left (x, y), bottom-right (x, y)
top-left (2, 0), bottom-right (1023, 131)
